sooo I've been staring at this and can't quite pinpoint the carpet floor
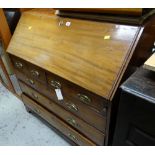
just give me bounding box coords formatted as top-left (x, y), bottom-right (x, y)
top-left (0, 83), bottom-right (70, 146)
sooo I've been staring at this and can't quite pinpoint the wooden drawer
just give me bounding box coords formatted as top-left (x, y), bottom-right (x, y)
top-left (11, 55), bottom-right (29, 74)
top-left (17, 71), bottom-right (107, 132)
top-left (19, 81), bottom-right (105, 145)
top-left (26, 63), bottom-right (46, 84)
top-left (14, 69), bottom-right (55, 98)
top-left (59, 98), bottom-right (107, 133)
top-left (11, 55), bottom-right (46, 84)
top-left (47, 72), bottom-right (107, 115)
top-left (22, 94), bottom-right (96, 146)
top-left (16, 71), bottom-right (107, 132)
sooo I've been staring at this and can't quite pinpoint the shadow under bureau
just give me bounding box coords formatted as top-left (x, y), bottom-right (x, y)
top-left (7, 10), bottom-right (146, 145)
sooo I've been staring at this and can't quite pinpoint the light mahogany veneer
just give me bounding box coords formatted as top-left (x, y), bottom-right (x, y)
top-left (7, 10), bottom-right (142, 100)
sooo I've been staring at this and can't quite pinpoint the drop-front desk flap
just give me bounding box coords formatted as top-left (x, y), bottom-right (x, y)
top-left (7, 10), bottom-right (141, 101)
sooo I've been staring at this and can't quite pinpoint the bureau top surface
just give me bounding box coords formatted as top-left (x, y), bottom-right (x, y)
top-left (121, 68), bottom-right (155, 104)
top-left (7, 10), bottom-right (141, 100)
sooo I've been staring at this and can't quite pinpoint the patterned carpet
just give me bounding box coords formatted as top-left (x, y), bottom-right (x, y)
top-left (0, 83), bottom-right (70, 146)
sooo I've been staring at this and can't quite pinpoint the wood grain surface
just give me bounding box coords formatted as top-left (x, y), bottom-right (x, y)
top-left (19, 81), bottom-right (105, 145)
top-left (144, 53), bottom-right (155, 72)
top-left (7, 10), bottom-right (141, 100)
top-left (22, 94), bottom-right (96, 146)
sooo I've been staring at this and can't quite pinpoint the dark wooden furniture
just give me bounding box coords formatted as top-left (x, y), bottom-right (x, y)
top-left (57, 8), bottom-right (144, 16)
top-left (57, 9), bottom-right (155, 25)
top-left (113, 68), bottom-right (155, 145)
top-left (6, 9), bottom-right (155, 145)
top-left (4, 9), bottom-right (21, 34)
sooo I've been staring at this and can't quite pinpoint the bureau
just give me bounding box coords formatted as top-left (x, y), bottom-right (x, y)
top-left (7, 9), bottom-right (149, 145)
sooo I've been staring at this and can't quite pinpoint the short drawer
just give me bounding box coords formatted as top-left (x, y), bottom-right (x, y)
top-left (15, 70), bottom-right (55, 99)
top-left (11, 55), bottom-right (29, 74)
top-left (11, 55), bottom-right (46, 84)
top-left (22, 94), bottom-right (96, 146)
top-left (26, 62), bottom-right (46, 84)
top-left (46, 72), bottom-right (108, 115)
top-left (19, 81), bottom-right (105, 145)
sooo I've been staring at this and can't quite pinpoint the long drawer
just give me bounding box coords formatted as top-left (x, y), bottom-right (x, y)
top-left (46, 72), bottom-right (107, 115)
top-left (19, 80), bottom-right (105, 145)
top-left (22, 94), bottom-right (96, 146)
top-left (11, 55), bottom-right (107, 116)
top-left (16, 71), bottom-right (107, 132)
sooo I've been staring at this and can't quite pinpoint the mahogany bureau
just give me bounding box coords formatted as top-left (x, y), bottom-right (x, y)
top-left (7, 10), bottom-right (146, 145)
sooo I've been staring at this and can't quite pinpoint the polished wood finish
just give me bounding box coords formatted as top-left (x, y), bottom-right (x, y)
top-left (11, 55), bottom-right (46, 84)
top-left (7, 10), bottom-right (141, 100)
top-left (144, 53), bottom-right (155, 72)
top-left (11, 55), bottom-right (29, 74)
top-left (13, 67), bottom-right (107, 132)
top-left (19, 9), bottom-right (33, 13)
top-left (27, 63), bottom-right (46, 84)
top-left (57, 9), bottom-right (155, 26)
top-left (12, 55), bottom-right (107, 115)
top-left (22, 94), bottom-right (96, 146)
top-left (8, 10), bottom-right (152, 146)
top-left (19, 81), bottom-right (105, 145)
top-left (46, 71), bottom-right (107, 115)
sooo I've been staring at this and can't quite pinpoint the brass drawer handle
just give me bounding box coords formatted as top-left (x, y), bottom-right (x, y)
top-left (66, 103), bottom-right (78, 112)
top-left (68, 133), bottom-right (78, 141)
top-left (32, 92), bottom-right (38, 99)
top-left (26, 78), bottom-right (35, 85)
top-left (77, 93), bottom-right (91, 105)
top-left (15, 62), bottom-right (23, 69)
top-left (30, 70), bottom-right (40, 77)
top-left (50, 80), bottom-right (61, 89)
top-left (67, 118), bottom-right (79, 127)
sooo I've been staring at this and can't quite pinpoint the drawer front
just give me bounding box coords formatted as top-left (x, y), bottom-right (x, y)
top-left (11, 55), bottom-right (46, 84)
top-left (61, 98), bottom-right (107, 133)
top-left (16, 71), bottom-right (106, 132)
top-left (15, 69), bottom-right (55, 99)
top-left (26, 63), bottom-right (46, 84)
top-left (47, 72), bottom-right (107, 115)
top-left (11, 55), bottom-right (107, 115)
top-left (19, 80), bottom-right (51, 106)
top-left (19, 81), bottom-right (105, 145)
top-left (11, 55), bottom-right (28, 74)
top-left (22, 94), bottom-right (96, 146)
